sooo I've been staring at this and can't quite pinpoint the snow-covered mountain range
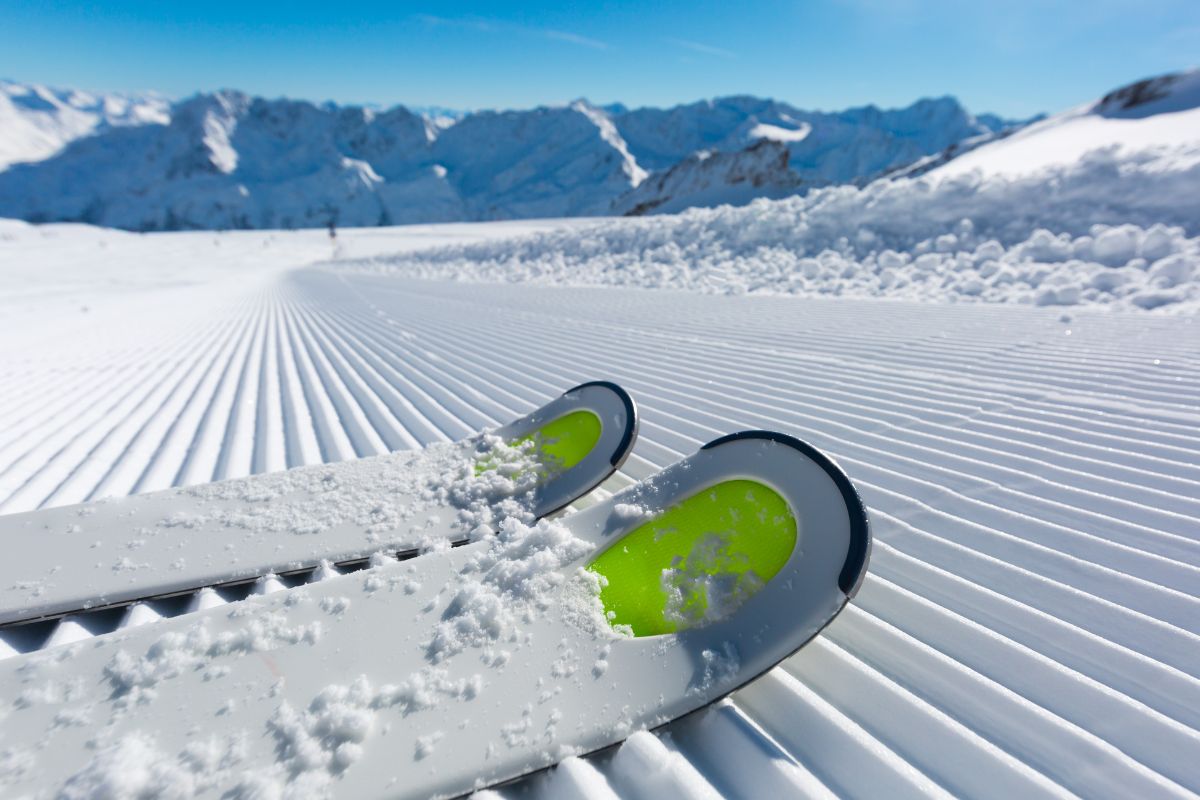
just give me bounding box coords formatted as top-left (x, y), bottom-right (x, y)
top-left (0, 80), bottom-right (168, 170)
top-left (0, 81), bottom-right (1014, 230)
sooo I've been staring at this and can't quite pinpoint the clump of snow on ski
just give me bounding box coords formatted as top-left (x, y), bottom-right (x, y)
top-left (165, 431), bottom-right (541, 547)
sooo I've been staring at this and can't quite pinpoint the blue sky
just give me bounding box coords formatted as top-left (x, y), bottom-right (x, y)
top-left (3, 0), bottom-right (1197, 117)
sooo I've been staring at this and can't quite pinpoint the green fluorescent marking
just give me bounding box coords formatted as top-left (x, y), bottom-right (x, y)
top-left (587, 480), bottom-right (797, 637)
top-left (528, 410), bottom-right (603, 472)
top-left (476, 409), bottom-right (603, 478)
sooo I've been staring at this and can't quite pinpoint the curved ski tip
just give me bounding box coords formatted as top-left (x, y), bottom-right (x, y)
top-left (562, 381), bottom-right (639, 469)
top-left (701, 430), bottom-right (871, 598)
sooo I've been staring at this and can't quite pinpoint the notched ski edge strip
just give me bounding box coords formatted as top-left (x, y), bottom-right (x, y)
top-left (0, 541), bottom-right (475, 641)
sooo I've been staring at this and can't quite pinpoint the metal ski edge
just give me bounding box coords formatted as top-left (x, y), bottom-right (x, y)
top-left (0, 541), bottom-right (477, 635)
top-left (0, 381), bottom-right (639, 641)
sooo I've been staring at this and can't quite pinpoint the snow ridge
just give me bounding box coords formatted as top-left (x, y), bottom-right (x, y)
top-left (357, 146), bottom-right (1200, 312)
top-left (930, 69), bottom-right (1200, 181)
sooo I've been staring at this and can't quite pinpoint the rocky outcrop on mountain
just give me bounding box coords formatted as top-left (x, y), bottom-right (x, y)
top-left (614, 139), bottom-right (802, 216)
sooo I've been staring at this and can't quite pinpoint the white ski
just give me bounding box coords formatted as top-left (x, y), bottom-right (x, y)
top-left (0, 381), bottom-right (637, 650)
top-left (0, 430), bottom-right (869, 799)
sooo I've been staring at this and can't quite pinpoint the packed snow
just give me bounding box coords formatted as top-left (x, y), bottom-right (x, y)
top-left (0, 214), bottom-right (1196, 798)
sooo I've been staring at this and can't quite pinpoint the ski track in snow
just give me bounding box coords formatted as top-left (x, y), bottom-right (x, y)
top-left (1, 227), bottom-right (1199, 798)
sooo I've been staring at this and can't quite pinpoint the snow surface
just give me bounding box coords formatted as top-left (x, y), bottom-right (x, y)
top-left (0, 216), bottom-right (1197, 798)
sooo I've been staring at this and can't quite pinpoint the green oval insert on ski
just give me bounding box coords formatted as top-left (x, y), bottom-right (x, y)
top-left (527, 410), bottom-right (603, 472)
top-left (588, 480), bottom-right (797, 637)
top-left (477, 410), bottom-right (603, 478)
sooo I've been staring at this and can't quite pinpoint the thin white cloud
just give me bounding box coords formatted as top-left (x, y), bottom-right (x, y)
top-left (543, 29), bottom-right (608, 50)
top-left (666, 37), bottom-right (736, 59)
top-left (416, 14), bottom-right (607, 50)
top-left (414, 13), bottom-right (494, 33)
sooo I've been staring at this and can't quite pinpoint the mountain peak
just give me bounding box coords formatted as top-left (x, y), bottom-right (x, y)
top-left (1093, 69), bottom-right (1200, 119)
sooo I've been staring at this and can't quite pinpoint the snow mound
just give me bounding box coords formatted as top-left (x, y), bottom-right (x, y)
top-left (352, 148), bottom-right (1200, 312)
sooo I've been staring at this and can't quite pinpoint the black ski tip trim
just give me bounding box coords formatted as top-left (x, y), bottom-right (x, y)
top-left (701, 430), bottom-right (871, 597)
top-left (563, 381), bottom-right (639, 468)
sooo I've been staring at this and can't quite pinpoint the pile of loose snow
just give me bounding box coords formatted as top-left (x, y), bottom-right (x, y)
top-left (424, 515), bottom-right (602, 663)
top-left (167, 433), bottom-right (543, 550)
top-left (354, 148), bottom-right (1200, 312)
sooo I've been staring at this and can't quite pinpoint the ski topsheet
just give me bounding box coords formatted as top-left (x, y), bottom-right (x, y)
top-left (0, 381), bottom-right (638, 639)
top-left (0, 430), bottom-right (870, 800)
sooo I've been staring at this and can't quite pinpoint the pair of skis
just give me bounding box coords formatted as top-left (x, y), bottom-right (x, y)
top-left (0, 382), bottom-right (870, 799)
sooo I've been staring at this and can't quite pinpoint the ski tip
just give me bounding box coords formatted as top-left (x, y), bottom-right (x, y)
top-left (563, 381), bottom-right (639, 468)
top-left (492, 381), bottom-right (640, 519)
top-left (701, 430), bottom-right (871, 598)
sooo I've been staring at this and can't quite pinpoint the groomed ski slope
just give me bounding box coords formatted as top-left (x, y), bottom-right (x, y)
top-left (1, 223), bottom-right (1199, 798)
